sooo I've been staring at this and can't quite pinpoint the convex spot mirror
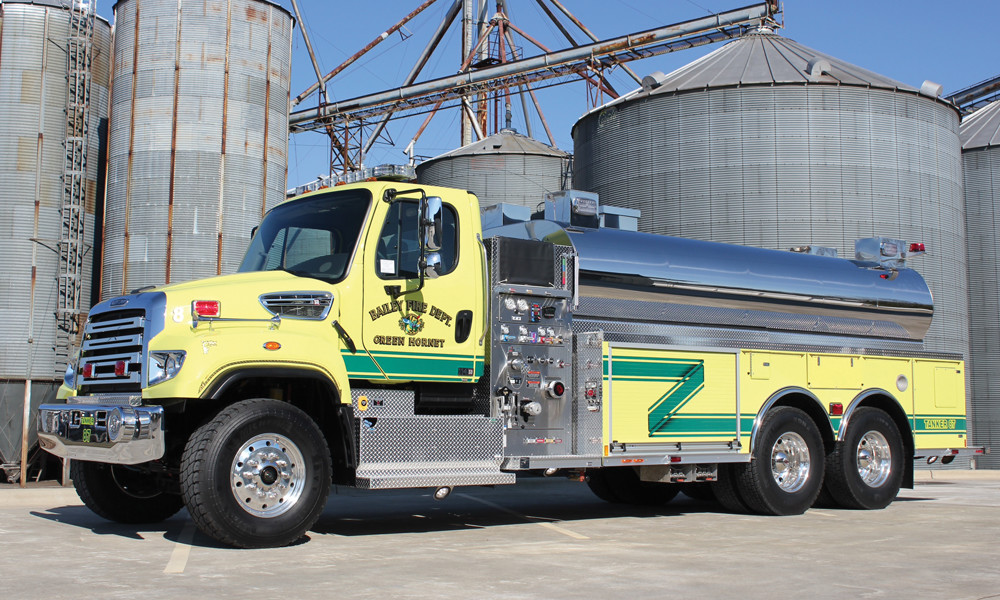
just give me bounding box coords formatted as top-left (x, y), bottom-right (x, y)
top-left (423, 252), bottom-right (442, 279)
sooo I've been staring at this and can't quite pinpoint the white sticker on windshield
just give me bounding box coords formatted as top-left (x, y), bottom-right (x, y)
top-left (379, 259), bottom-right (396, 275)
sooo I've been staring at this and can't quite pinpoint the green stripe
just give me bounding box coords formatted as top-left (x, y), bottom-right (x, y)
top-left (341, 349), bottom-right (483, 380)
top-left (611, 358), bottom-right (707, 379)
top-left (913, 416), bottom-right (966, 432)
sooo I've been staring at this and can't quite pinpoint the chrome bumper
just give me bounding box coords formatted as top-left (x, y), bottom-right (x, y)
top-left (37, 398), bottom-right (165, 465)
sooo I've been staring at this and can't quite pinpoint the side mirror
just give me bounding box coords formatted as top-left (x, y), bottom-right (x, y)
top-left (422, 196), bottom-right (443, 252)
top-left (250, 225), bottom-right (258, 238)
top-left (423, 252), bottom-right (442, 279)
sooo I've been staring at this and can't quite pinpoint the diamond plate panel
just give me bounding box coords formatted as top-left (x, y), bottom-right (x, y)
top-left (351, 387), bottom-right (416, 417)
top-left (573, 331), bottom-right (605, 458)
top-left (355, 415), bottom-right (510, 489)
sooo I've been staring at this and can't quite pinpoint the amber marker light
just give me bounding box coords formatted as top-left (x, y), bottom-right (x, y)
top-left (263, 341), bottom-right (281, 351)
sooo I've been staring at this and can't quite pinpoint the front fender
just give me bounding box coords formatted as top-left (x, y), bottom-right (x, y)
top-left (143, 322), bottom-right (352, 405)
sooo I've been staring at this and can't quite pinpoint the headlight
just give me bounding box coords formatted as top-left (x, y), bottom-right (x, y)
top-left (148, 351), bottom-right (186, 386)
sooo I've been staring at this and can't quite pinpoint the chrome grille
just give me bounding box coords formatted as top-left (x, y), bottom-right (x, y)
top-left (79, 310), bottom-right (145, 393)
top-left (259, 292), bottom-right (333, 320)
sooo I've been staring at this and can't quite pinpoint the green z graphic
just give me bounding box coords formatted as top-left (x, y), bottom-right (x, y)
top-left (648, 359), bottom-right (704, 436)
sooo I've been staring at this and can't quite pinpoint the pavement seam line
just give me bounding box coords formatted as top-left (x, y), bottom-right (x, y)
top-left (164, 521), bottom-right (196, 574)
top-left (457, 493), bottom-right (589, 540)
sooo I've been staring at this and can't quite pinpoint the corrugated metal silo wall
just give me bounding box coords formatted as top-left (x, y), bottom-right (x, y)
top-left (0, 3), bottom-right (111, 466)
top-left (573, 85), bottom-right (970, 432)
top-left (964, 144), bottom-right (1000, 468)
top-left (104, 0), bottom-right (293, 299)
top-left (0, 4), bottom-right (110, 381)
top-left (416, 153), bottom-right (568, 209)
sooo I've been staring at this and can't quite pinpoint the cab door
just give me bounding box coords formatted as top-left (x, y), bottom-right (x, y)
top-left (359, 191), bottom-right (484, 384)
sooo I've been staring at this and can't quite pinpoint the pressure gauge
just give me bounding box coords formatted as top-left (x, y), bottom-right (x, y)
top-left (516, 298), bottom-right (529, 312)
top-left (504, 297), bottom-right (516, 310)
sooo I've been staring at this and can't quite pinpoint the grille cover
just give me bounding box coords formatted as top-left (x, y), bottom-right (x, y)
top-left (259, 292), bottom-right (333, 320)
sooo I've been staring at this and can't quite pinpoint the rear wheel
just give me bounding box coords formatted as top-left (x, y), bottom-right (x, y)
top-left (823, 407), bottom-right (904, 509)
top-left (711, 464), bottom-right (752, 513)
top-left (72, 461), bottom-right (183, 524)
top-left (736, 407), bottom-right (824, 515)
top-left (586, 467), bottom-right (679, 505)
top-left (181, 399), bottom-right (332, 548)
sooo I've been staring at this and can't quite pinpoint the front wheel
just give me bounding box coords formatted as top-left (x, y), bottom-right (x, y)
top-left (823, 407), bottom-right (904, 510)
top-left (180, 399), bottom-right (332, 548)
top-left (72, 460), bottom-right (183, 524)
top-left (735, 406), bottom-right (825, 515)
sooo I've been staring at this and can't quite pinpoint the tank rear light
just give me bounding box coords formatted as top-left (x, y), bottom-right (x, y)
top-left (909, 242), bottom-right (926, 253)
top-left (114, 360), bottom-right (128, 377)
top-left (192, 300), bottom-right (221, 318)
top-left (82, 363), bottom-right (94, 378)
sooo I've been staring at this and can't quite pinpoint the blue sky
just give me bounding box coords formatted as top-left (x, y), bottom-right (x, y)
top-left (94, 1), bottom-right (1000, 188)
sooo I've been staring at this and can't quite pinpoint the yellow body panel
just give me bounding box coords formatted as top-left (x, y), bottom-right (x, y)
top-left (603, 344), bottom-right (966, 455)
top-left (140, 270), bottom-right (350, 403)
top-left (604, 346), bottom-right (739, 446)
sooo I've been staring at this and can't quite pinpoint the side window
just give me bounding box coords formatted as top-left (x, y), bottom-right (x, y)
top-left (376, 200), bottom-right (458, 279)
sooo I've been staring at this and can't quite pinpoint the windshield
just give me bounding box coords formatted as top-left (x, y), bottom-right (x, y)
top-left (238, 189), bottom-right (371, 283)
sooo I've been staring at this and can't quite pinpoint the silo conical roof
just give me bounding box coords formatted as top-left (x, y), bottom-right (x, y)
top-left (654, 30), bottom-right (917, 90)
top-left (427, 129), bottom-right (568, 160)
top-left (961, 100), bottom-right (1000, 149)
top-left (584, 30), bottom-right (948, 122)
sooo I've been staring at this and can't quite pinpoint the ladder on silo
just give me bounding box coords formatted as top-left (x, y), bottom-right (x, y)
top-left (56, 0), bottom-right (97, 376)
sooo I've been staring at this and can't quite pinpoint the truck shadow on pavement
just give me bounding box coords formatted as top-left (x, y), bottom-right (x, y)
top-left (28, 505), bottom-right (239, 548)
top-left (26, 485), bottom-right (938, 547)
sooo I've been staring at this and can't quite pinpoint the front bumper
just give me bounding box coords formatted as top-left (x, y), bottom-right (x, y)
top-left (37, 396), bottom-right (165, 465)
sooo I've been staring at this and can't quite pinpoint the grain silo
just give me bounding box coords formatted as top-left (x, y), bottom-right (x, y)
top-left (103, 0), bottom-right (294, 298)
top-left (416, 129), bottom-right (570, 209)
top-left (962, 100), bottom-right (1000, 468)
top-left (0, 0), bottom-right (111, 478)
top-left (572, 29), bottom-right (966, 364)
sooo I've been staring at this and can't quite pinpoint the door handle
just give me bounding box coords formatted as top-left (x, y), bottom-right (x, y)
top-left (455, 310), bottom-right (473, 343)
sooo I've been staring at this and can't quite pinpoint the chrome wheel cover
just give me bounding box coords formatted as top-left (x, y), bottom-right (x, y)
top-left (770, 431), bottom-right (811, 493)
top-left (231, 434), bottom-right (306, 518)
top-left (856, 430), bottom-right (892, 488)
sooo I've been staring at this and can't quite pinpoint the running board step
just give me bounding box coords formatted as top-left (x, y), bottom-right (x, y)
top-left (355, 462), bottom-right (515, 489)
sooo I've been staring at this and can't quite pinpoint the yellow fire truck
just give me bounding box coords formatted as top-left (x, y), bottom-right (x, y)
top-left (38, 181), bottom-right (982, 547)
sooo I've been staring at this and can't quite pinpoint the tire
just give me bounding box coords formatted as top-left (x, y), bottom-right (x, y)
top-left (736, 406), bottom-right (824, 515)
top-left (180, 399), bottom-right (332, 548)
top-left (823, 407), bottom-right (904, 510)
top-left (680, 482), bottom-right (715, 502)
top-left (710, 464), bottom-right (753, 513)
top-left (71, 460), bottom-right (183, 524)
top-left (585, 467), bottom-right (679, 505)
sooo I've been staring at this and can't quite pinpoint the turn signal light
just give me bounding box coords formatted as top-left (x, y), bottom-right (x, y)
top-left (115, 360), bottom-right (128, 377)
top-left (909, 242), bottom-right (926, 253)
top-left (192, 300), bottom-right (221, 318)
top-left (82, 363), bottom-right (94, 378)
